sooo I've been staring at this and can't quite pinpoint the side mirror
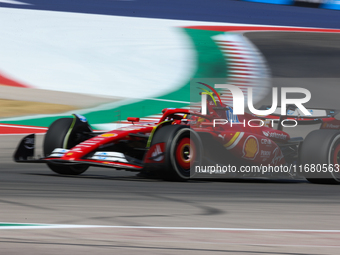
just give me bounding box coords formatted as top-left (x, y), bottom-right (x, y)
top-left (127, 117), bottom-right (140, 124)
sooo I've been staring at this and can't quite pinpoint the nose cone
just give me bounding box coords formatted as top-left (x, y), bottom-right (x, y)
top-left (62, 151), bottom-right (82, 161)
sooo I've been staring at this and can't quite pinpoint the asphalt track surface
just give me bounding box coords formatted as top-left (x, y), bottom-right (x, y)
top-left (2, 2), bottom-right (340, 255)
top-left (2, 135), bottom-right (340, 255)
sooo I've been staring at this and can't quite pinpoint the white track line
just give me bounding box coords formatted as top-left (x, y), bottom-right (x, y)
top-left (0, 124), bottom-right (47, 130)
top-left (1, 224), bottom-right (340, 233)
top-left (0, 133), bottom-right (45, 136)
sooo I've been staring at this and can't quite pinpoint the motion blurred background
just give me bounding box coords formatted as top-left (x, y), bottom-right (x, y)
top-left (1, 0), bottom-right (340, 132)
top-left (1, 1), bottom-right (340, 254)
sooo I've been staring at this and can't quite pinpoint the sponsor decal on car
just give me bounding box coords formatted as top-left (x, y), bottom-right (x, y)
top-left (48, 148), bottom-right (70, 158)
top-left (262, 131), bottom-right (288, 140)
top-left (322, 123), bottom-right (340, 129)
top-left (145, 143), bottom-right (165, 163)
top-left (271, 147), bottom-right (284, 165)
top-left (261, 138), bottom-right (271, 145)
top-left (91, 152), bottom-right (128, 163)
top-left (100, 133), bottom-right (118, 138)
top-left (242, 135), bottom-right (259, 160)
top-left (218, 134), bottom-right (226, 141)
top-left (260, 150), bottom-right (271, 157)
top-left (151, 144), bottom-right (164, 162)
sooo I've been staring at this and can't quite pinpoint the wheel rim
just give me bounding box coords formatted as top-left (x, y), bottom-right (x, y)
top-left (332, 144), bottom-right (340, 164)
top-left (331, 142), bottom-right (340, 180)
top-left (175, 137), bottom-right (196, 171)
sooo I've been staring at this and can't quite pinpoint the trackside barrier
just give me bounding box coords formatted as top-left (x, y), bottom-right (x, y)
top-left (242, 0), bottom-right (340, 10)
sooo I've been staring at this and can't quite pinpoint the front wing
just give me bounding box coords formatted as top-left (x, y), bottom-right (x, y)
top-left (14, 134), bottom-right (143, 171)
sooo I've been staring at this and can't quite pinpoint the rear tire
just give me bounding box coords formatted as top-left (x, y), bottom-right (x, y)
top-left (44, 118), bottom-right (89, 175)
top-left (300, 129), bottom-right (340, 184)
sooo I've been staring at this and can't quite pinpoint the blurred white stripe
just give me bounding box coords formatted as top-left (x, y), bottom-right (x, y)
top-left (0, 0), bottom-right (31, 4)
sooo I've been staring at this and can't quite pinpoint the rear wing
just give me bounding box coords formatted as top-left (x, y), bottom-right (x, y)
top-left (259, 105), bottom-right (337, 119)
top-left (257, 105), bottom-right (340, 130)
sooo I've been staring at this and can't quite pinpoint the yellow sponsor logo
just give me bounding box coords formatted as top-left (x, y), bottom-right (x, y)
top-left (242, 136), bottom-right (259, 160)
top-left (101, 133), bottom-right (117, 138)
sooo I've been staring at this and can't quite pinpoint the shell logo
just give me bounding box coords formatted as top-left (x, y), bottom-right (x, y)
top-left (242, 136), bottom-right (259, 160)
top-left (100, 133), bottom-right (117, 138)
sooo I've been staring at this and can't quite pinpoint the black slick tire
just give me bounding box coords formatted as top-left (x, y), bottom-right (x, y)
top-left (44, 118), bottom-right (89, 175)
top-left (300, 129), bottom-right (340, 184)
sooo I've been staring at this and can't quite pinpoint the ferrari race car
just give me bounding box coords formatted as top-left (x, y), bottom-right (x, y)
top-left (13, 84), bottom-right (340, 184)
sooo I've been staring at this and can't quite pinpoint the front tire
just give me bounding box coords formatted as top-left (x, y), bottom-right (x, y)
top-left (300, 129), bottom-right (340, 184)
top-left (150, 125), bottom-right (203, 181)
top-left (44, 118), bottom-right (89, 175)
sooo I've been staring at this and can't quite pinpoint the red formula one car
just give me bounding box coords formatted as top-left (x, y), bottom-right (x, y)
top-left (13, 85), bottom-right (340, 184)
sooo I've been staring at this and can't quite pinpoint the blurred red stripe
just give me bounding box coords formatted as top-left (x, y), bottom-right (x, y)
top-left (0, 124), bottom-right (47, 135)
top-left (0, 73), bottom-right (31, 88)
